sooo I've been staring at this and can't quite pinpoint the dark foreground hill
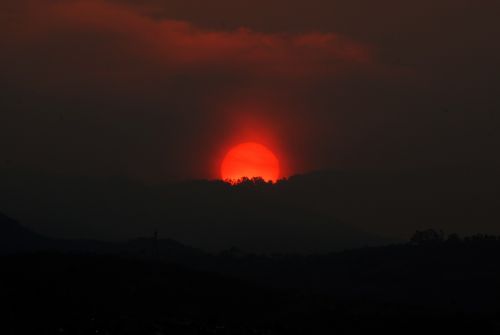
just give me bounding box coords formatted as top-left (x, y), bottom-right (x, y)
top-left (0, 212), bottom-right (53, 251)
top-left (3, 213), bottom-right (500, 333)
top-left (2, 248), bottom-right (500, 335)
top-left (0, 212), bottom-right (208, 264)
top-left (1, 253), bottom-right (281, 335)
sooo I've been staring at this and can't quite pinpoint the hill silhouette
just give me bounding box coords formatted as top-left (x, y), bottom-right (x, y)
top-left (0, 169), bottom-right (397, 253)
top-left (3, 214), bottom-right (500, 333)
top-left (0, 212), bottom-right (208, 263)
top-left (0, 212), bottom-right (53, 252)
top-left (1, 167), bottom-right (498, 252)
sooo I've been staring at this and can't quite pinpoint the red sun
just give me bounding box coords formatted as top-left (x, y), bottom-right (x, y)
top-left (221, 142), bottom-right (280, 183)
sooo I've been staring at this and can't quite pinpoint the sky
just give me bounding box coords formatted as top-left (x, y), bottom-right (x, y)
top-left (1, 0), bottom-right (499, 182)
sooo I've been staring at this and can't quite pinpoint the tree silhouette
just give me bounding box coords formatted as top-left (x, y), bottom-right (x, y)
top-left (447, 233), bottom-right (462, 243)
top-left (410, 229), bottom-right (445, 245)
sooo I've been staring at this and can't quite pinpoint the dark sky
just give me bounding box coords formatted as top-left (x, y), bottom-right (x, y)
top-left (1, 0), bottom-right (499, 182)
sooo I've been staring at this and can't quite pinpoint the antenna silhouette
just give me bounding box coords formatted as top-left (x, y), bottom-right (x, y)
top-left (152, 229), bottom-right (159, 260)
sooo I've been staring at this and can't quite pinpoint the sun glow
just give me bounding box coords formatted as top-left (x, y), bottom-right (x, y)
top-left (221, 142), bottom-right (280, 183)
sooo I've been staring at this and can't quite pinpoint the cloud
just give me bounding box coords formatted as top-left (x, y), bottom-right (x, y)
top-left (1, 0), bottom-right (373, 91)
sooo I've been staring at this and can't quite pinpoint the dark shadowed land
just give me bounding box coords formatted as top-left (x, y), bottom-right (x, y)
top-left (2, 212), bottom-right (500, 334)
top-left (1, 168), bottom-right (499, 253)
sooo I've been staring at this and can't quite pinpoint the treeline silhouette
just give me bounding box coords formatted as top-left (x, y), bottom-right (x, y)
top-left (3, 211), bottom-right (500, 333)
top-left (410, 228), bottom-right (500, 245)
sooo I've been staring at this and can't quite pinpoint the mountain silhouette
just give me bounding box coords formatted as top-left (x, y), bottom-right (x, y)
top-left (10, 166), bottom-right (498, 253)
top-left (0, 212), bottom-right (53, 252)
top-left (10, 165), bottom-right (495, 253)
top-left (0, 211), bottom-right (208, 263)
top-left (0, 169), bottom-right (398, 253)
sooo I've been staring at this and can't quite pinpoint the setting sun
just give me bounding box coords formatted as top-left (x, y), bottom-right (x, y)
top-left (221, 142), bottom-right (280, 183)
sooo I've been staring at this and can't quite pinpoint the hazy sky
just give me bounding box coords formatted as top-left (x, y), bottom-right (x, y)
top-left (2, 0), bottom-right (499, 181)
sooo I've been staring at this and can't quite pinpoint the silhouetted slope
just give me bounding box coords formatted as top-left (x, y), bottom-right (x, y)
top-left (3, 244), bottom-right (500, 333)
top-left (159, 179), bottom-right (387, 253)
top-left (0, 212), bottom-right (209, 262)
top-left (0, 212), bottom-right (53, 252)
top-left (212, 241), bottom-right (500, 299)
top-left (3, 168), bottom-right (497, 252)
top-left (3, 211), bottom-right (500, 333)
top-left (278, 169), bottom-right (500, 237)
top-left (119, 237), bottom-right (209, 265)
top-left (0, 253), bottom-right (283, 335)
top-left (0, 169), bottom-right (395, 253)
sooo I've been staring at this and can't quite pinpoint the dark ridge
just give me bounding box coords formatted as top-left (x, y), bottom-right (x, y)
top-left (0, 212), bottom-right (53, 252)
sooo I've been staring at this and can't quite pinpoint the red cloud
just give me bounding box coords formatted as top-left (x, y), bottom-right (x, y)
top-left (1, 0), bottom-right (374, 87)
